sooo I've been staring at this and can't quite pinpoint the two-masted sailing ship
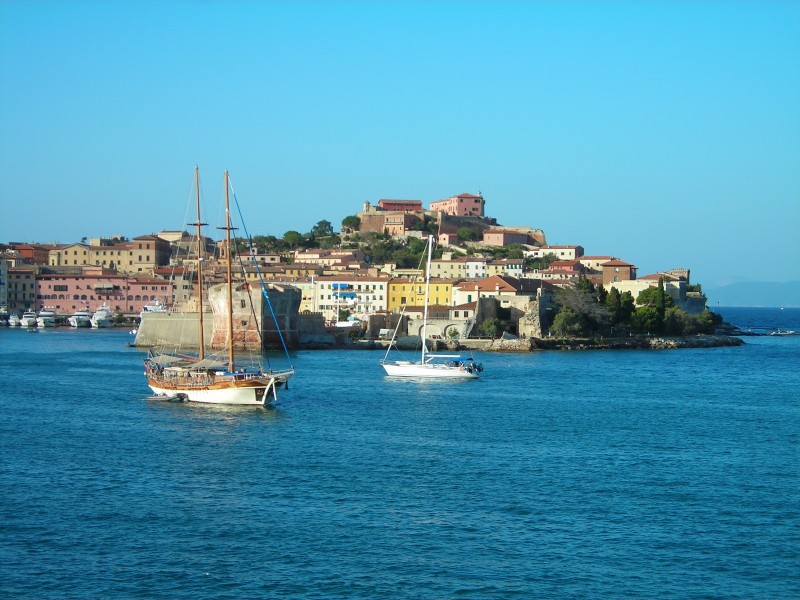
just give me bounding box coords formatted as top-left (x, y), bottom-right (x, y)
top-left (144, 169), bottom-right (294, 405)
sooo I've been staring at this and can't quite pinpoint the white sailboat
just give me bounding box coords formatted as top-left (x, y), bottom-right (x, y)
top-left (381, 235), bottom-right (483, 379)
top-left (144, 168), bottom-right (294, 406)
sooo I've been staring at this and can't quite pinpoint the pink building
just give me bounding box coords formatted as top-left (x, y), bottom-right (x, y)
top-left (36, 270), bottom-right (174, 316)
top-left (378, 199), bottom-right (423, 212)
top-left (430, 193), bottom-right (484, 217)
top-left (482, 229), bottom-right (531, 246)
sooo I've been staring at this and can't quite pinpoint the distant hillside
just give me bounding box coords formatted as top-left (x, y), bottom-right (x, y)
top-left (706, 281), bottom-right (800, 308)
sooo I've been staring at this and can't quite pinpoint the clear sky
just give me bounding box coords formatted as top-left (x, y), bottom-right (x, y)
top-left (1, 0), bottom-right (798, 289)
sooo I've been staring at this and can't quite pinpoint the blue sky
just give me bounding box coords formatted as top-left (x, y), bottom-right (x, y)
top-left (1, 0), bottom-right (798, 290)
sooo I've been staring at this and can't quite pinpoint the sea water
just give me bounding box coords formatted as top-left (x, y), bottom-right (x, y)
top-left (1, 308), bottom-right (798, 599)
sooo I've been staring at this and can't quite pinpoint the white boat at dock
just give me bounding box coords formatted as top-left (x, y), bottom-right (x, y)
top-left (91, 303), bottom-right (115, 328)
top-left (36, 309), bottom-right (57, 327)
top-left (68, 310), bottom-right (92, 328)
top-left (19, 310), bottom-right (38, 328)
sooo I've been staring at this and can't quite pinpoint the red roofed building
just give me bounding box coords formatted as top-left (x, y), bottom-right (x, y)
top-left (601, 259), bottom-right (637, 285)
top-left (430, 193), bottom-right (484, 217)
top-left (377, 199), bottom-right (423, 212)
top-left (578, 255), bottom-right (617, 272)
top-left (540, 260), bottom-right (586, 281)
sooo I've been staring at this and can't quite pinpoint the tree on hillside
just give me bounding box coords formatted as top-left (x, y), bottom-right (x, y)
top-left (456, 227), bottom-right (477, 241)
top-left (605, 288), bottom-right (636, 327)
top-left (630, 305), bottom-right (660, 334)
top-left (554, 279), bottom-right (610, 332)
top-left (283, 230), bottom-right (303, 248)
top-left (525, 252), bottom-right (558, 271)
top-left (311, 220), bottom-right (334, 238)
top-left (636, 285), bottom-right (674, 309)
top-left (341, 215), bottom-right (361, 232)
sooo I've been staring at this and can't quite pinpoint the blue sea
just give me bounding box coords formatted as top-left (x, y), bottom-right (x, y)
top-left (1, 307), bottom-right (798, 599)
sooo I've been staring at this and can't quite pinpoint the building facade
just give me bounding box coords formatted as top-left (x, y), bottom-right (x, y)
top-left (35, 271), bottom-right (175, 315)
top-left (430, 193), bottom-right (485, 217)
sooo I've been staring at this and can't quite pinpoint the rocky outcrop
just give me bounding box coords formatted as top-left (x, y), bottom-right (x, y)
top-left (530, 335), bottom-right (744, 350)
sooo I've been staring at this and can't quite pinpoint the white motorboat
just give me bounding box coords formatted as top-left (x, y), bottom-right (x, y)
top-left (144, 168), bottom-right (294, 406)
top-left (91, 303), bottom-right (115, 328)
top-left (36, 309), bottom-right (57, 327)
top-left (381, 235), bottom-right (483, 379)
top-left (19, 310), bottom-right (38, 328)
top-left (8, 313), bottom-right (21, 327)
top-left (68, 310), bottom-right (92, 328)
top-left (141, 300), bottom-right (168, 315)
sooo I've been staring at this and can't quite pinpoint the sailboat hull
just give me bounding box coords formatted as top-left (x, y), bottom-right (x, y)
top-left (382, 362), bottom-right (479, 379)
top-left (146, 372), bottom-right (292, 406)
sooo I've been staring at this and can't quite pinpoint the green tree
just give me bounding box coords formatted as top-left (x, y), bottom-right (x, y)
top-left (525, 252), bottom-right (558, 271)
top-left (341, 215), bottom-right (361, 231)
top-left (554, 282), bottom-right (610, 333)
top-left (605, 287), bottom-right (622, 322)
top-left (456, 227), bottom-right (477, 241)
top-left (550, 307), bottom-right (590, 337)
top-left (637, 285), bottom-right (674, 309)
top-left (311, 220), bottom-right (334, 238)
top-left (630, 306), bottom-right (660, 334)
top-left (479, 318), bottom-right (504, 339)
top-left (619, 291), bottom-right (636, 321)
top-left (663, 306), bottom-right (689, 335)
top-left (283, 230), bottom-right (303, 248)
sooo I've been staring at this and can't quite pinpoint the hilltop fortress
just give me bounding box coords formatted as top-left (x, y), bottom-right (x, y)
top-left (356, 193), bottom-right (546, 247)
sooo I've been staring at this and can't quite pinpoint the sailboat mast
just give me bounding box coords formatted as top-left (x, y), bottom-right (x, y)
top-left (194, 165), bottom-right (206, 360)
top-left (225, 170), bottom-right (235, 372)
top-left (421, 235), bottom-right (433, 364)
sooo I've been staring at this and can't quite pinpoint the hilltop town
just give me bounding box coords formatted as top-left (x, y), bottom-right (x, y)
top-left (0, 191), bottom-right (718, 343)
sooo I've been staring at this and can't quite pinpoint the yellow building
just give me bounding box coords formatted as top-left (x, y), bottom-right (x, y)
top-left (387, 277), bottom-right (458, 311)
top-left (49, 243), bottom-right (91, 267)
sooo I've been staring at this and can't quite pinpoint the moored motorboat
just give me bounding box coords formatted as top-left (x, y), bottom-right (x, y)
top-left (19, 310), bottom-right (38, 328)
top-left (68, 310), bottom-right (92, 328)
top-left (37, 309), bottom-right (57, 327)
top-left (141, 300), bottom-right (168, 316)
top-left (91, 303), bottom-right (114, 328)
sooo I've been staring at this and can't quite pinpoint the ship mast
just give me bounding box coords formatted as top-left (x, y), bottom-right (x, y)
top-left (189, 165), bottom-right (207, 360)
top-left (224, 170), bottom-right (235, 372)
top-left (421, 235), bottom-right (433, 364)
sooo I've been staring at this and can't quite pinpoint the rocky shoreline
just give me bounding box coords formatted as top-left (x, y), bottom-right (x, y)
top-left (475, 335), bottom-right (745, 352)
top-left (344, 334), bottom-right (745, 352)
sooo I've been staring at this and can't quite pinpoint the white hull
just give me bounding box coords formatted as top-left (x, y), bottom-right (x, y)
top-left (68, 315), bottom-right (92, 327)
top-left (37, 317), bottom-right (56, 327)
top-left (91, 304), bottom-right (114, 328)
top-left (91, 318), bottom-right (113, 328)
top-left (382, 362), bottom-right (479, 379)
top-left (147, 376), bottom-right (288, 406)
top-left (20, 316), bottom-right (37, 327)
top-left (8, 316), bottom-right (21, 327)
